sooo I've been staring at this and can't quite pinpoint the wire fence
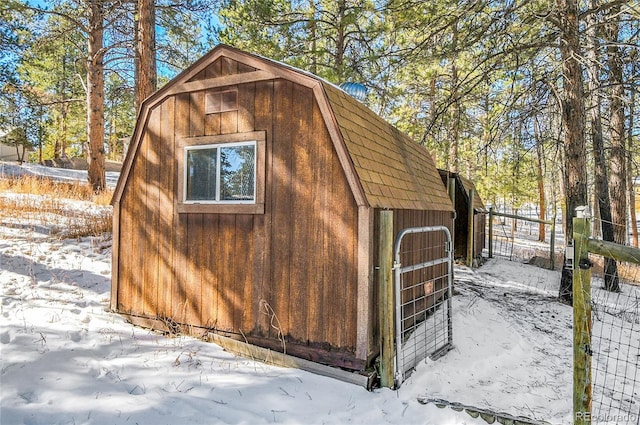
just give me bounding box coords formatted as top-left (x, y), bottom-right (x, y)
top-left (486, 207), bottom-right (563, 270)
top-left (588, 217), bottom-right (640, 425)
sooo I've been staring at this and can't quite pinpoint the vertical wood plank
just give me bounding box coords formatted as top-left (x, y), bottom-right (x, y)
top-left (573, 210), bottom-right (592, 423)
top-left (187, 213), bottom-right (203, 326)
top-left (144, 106), bottom-right (162, 316)
top-left (187, 91), bottom-right (205, 326)
top-left (158, 96), bottom-right (176, 318)
top-left (271, 79), bottom-right (294, 340)
top-left (118, 192), bottom-right (132, 313)
top-left (201, 214), bottom-right (219, 329)
top-left (204, 59), bottom-right (222, 136)
top-left (205, 111), bottom-right (221, 136)
top-left (237, 61), bottom-right (256, 73)
top-left (238, 82), bottom-right (255, 133)
top-left (467, 189), bottom-right (475, 267)
top-left (110, 200), bottom-right (120, 311)
top-left (173, 92), bottom-right (190, 322)
top-left (131, 126), bottom-right (148, 316)
top-left (321, 114), bottom-right (334, 347)
top-left (206, 58), bottom-right (223, 79)
top-left (236, 214), bottom-right (254, 332)
top-left (218, 214), bottom-right (236, 331)
top-left (307, 100), bottom-right (327, 344)
top-left (288, 85), bottom-right (313, 343)
top-left (189, 91), bottom-right (205, 137)
top-left (344, 198), bottom-right (358, 350)
top-left (252, 80), bottom-right (274, 336)
top-left (356, 204), bottom-right (374, 360)
top-left (221, 57), bottom-right (238, 76)
top-left (221, 110), bottom-right (238, 134)
top-left (379, 210), bottom-right (395, 388)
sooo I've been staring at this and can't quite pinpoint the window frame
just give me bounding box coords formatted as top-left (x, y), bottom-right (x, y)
top-left (184, 141), bottom-right (257, 204)
top-left (177, 131), bottom-right (266, 214)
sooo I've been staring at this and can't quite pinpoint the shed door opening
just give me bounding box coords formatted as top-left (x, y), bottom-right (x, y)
top-left (393, 226), bottom-right (454, 387)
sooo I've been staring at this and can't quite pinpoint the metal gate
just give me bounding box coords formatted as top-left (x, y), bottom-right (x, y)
top-left (393, 226), bottom-right (453, 387)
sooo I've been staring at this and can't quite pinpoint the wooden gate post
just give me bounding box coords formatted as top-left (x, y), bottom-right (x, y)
top-left (488, 207), bottom-right (494, 258)
top-left (550, 214), bottom-right (557, 271)
top-left (573, 206), bottom-right (592, 424)
top-left (378, 210), bottom-right (395, 388)
top-left (448, 176), bottom-right (456, 261)
top-left (467, 189), bottom-right (475, 267)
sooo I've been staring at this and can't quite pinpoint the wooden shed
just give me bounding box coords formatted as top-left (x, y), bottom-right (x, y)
top-left (111, 44), bottom-right (454, 373)
top-left (438, 170), bottom-right (487, 261)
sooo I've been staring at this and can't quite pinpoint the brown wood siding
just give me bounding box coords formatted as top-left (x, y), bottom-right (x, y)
top-left (474, 213), bottom-right (487, 257)
top-left (116, 73), bottom-right (360, 366)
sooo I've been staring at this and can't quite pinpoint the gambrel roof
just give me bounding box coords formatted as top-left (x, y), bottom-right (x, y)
top-left (438, 169), bottom-right (487, 214)
top-left (459, 175), bottom-right (487, 213)
top-left (112, 44), bottom-right (453, 212)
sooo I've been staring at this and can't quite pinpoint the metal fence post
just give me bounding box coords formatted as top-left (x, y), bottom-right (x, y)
top-left (488, 206), bottom-right (494, 258)
top-left (573, 206), bottom-right (592, 424)
top-left (378, 210), bottom-right (395, 388)
top-left (550, 214), bottom-right (557, 271)
top-left (467, 189), bottom-right (475, 267)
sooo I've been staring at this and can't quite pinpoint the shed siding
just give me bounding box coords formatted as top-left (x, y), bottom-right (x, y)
top-left (474, 214), bottom-right (486, 257)
top-left (116, 66), bottom-right (359, 358)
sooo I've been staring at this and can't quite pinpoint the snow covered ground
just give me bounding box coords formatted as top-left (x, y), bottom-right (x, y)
top-left (0, 161), bottom-right (120, 188)
top-left (0, 163), bottom-right (637, 424)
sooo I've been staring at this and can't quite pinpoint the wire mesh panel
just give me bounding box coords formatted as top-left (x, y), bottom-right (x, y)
top-left (393, 226), bottom-right (453, 387)
top-left (587, 218), bottom-right (640, 424)
top-left (487, 208), bottom-right (562, 270)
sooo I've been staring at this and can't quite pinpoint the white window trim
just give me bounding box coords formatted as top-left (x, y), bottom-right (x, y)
top-left (183, 140), bottom-right (257, 205)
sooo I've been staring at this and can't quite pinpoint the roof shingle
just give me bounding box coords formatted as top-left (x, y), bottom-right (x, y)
top-left (322, 83), bottom-right (453, 212)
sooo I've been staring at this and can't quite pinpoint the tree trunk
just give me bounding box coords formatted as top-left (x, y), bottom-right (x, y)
top-left (449, 20), bottom-right (460, 172)
top-left (61, 102), bottom-right (68, 158)
top-left (534, 117), bottom-right (546, 242)
top-left (557, 0), bottom-right (588, 304)
top-left (628, 51), bottom-right (638, 247)
top-left (334, 0), bottom-right (346, 80)
top-left (308, 0), bottom-right (317, 75)
top-left (586, 0), bottom-right (619, 292)
top-left (135, 0), bottom-right (156, 109)
top-left (86, 0), bottom-right (106, 192)
top-left (607, 5), bottom-right (627, 247)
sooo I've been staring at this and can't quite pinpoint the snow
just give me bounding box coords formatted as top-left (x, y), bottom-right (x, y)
top-left (1, 163), bottom-right (637, 424)
top-left (0, 161), bottom-right (120, 188)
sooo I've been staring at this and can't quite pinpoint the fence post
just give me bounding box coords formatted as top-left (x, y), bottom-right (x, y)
top-left (550, 214), bottom-right (556, 271)
top-left (467, 189), bottom-right (475, 267)
top-left (488, 206), bottom-right (494, 258)
top-left (378, 210), bottom-right (395, 388)
top-left (448, 176), bottom-right (456, 256)
top-left (573, 206), bottom-right (592, 424)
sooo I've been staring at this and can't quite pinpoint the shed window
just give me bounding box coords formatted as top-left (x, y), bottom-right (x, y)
top-left (185, 141), bottom-right (256, 203)
top-left (205, 89), bottom-right (238, 114)
top-left (177, 131), bottom-right (266, 214)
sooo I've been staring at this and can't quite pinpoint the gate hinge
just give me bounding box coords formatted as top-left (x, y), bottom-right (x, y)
top-left (392, 261), bottom-right (401, 270)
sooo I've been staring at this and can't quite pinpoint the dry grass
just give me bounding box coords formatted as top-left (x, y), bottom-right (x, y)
top-left (0, 174), bottom-right (113, 204)
top-left (590, 254), bottom-right (640, 285)
top-left (0, 175), bottom-right (113, 238)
